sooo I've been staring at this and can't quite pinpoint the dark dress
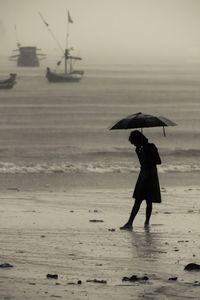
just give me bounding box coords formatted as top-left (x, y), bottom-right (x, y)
top-left (133, 142), bottom-right (161, 203)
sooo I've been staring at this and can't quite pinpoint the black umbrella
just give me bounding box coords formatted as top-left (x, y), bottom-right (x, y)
top-left (110, 112), bottom-right (177, 136)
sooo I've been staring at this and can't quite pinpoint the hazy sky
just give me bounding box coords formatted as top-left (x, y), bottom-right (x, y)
top-left (1, 0), bottom-right (200, 63)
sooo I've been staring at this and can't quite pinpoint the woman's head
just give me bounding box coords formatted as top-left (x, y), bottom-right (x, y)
top-left (129, 130), bottom-right (148, 146)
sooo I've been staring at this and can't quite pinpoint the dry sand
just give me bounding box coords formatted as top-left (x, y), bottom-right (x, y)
top-left (0, 174), bottom-right (200, 300)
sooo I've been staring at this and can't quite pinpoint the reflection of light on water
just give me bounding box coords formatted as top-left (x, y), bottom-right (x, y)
top-left (130, 229), bottom-right (164, 261)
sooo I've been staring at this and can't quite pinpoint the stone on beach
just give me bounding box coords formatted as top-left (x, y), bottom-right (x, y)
top-left (86, 279), bottom-right (107, 284)
top-left (0, 263), bottom-right (13, 268)
top-left (184, 263), bottom-right (200, 271)
top-left (67, 280), bottom-right (82, 285)
top-left (122, 275), bottom-right (149, 282)
top-left (168, 277), bottom-right (178, 281)
top-left (46, 274), bottom-right (58, 279)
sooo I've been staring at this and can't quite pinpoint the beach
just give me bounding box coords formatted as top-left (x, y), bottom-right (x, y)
top-left (0, 60), bottom-right (200, 299)
top-left (0, 179), bottom-right (200, 299)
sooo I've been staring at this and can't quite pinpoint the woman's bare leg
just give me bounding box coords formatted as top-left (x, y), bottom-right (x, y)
top-left (145, 201), bottom-right (152, 227)
top-left (120, 199), bottom-right (141, 230)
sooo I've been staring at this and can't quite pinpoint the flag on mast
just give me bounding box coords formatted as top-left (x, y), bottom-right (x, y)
top-left (68, 10), bottom-right (73, 23)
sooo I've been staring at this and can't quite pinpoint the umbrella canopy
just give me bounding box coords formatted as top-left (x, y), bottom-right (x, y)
top-left (110, 112), bottom-right (177, 135)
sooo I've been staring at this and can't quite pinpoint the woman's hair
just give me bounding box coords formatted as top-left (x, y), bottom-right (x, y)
top-left (129, 130), bottom-right (148, 145)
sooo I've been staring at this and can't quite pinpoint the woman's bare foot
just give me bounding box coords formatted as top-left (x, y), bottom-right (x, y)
top-left (120, 223), bottom-right (133, 231)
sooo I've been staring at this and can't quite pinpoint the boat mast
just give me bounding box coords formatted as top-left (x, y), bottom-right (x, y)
top-left (65, 10), bottom-right (73, 74)
top-left (14, 25), bottom-right (21, 48)
top-left (65, 15), bottom-right (69, 74)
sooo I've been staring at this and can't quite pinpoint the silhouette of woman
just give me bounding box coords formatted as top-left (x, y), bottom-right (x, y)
top-left (120, 130), bottom-right (161, 230)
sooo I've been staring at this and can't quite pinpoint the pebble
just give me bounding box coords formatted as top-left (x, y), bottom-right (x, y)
top-left (0, 263), bottom-right (13, 268)
top-left (168, 277), bottom-right (178, 281)
top-left (122, 275), bottom-right (149, 282)
top-left (86, 279), bottom-right (107, 284)
top-left (184, 263), bottom-right (200, 271)
top-left (46, 274), bottom-right (58, 279)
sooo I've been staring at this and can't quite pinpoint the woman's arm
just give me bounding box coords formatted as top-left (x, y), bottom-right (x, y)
top-left (150, 144), bottom-right (161, 165)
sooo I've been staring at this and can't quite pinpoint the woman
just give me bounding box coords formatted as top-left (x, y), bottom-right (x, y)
top-left (120, 130), bottom-right (161, 230)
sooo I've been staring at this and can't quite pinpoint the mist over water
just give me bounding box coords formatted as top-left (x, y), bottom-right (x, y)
top-left (1, 0), bottom-right (200, 64)
top-left (0, 57), bottom-right (199, 175)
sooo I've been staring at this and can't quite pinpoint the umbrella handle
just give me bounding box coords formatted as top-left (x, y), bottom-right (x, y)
top-left (163, 126), bottom-right (166, 137)
top-left (141, 126), bottom-right (166, 136)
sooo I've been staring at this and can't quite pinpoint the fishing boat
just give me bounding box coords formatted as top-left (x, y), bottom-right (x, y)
top-left (46, 50), bottom-right (84, 82)
top-left (10, 45), bottom-right (46, 67)
top-left (9, 27), bottom-right (46, 67)
top-left (0, 73), bottom-right (16, 89)
top-left (40, 11), bottom-right (84, 83)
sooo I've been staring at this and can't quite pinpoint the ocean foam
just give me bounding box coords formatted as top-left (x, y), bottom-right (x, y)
top-left (0, 162), bottom-right (199, 175)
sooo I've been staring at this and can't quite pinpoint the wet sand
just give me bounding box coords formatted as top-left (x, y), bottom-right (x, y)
top-left (0, 175), bottom-right (200, 299)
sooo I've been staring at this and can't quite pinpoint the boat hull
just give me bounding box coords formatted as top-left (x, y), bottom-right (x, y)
top-left (0, 83), bottom-right (15, 89)
top-left (17, 59), bottom-right (39, 67)
top-left (10, 47), bottom-right (44, 67)
top-left (0, 74), bottom-right (16, 89)
top-left (46, 68), bottom-right (83, 83)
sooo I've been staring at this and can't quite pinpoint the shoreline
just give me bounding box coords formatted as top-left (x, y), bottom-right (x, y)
top-left (0, 171), bottom-right (199, 192)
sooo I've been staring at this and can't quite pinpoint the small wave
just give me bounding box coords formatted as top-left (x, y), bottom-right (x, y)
top-left (0, 162), bottom-right (139, 175)
top-left (0, 162), bottom-right (199, 175)
top-left (159, 164), bottom-right (200, 173)
top-left (82, 148), bottom-right (200, 159)
top-left (162, 148), bottom-right (200, 157)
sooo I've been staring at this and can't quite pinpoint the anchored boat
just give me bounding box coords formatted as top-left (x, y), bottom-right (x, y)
top-left (10, 46), bottom-right (46, 67)
top-left (0, 73), bottom-right (16, 89)
top-left (40, 11), bottom-right (84, 83)
top-left (9, 26), bottom-right (46, 67)
top-left (46, 49), bottom-right (84, 82)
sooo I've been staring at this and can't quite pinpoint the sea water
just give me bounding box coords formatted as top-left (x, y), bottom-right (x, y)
top-left (0, 59), bottom-right (200, 177)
